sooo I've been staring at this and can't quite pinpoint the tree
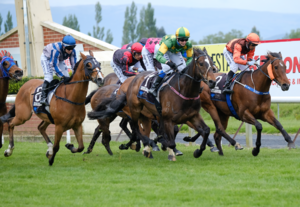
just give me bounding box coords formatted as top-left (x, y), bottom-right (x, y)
top-left (62, 14), bottom-right (80, 31)
top-left (122, 7), bottom-right (130, 46)
top-left (91, 2), bottom-right (113, 44)
top-left (284, 28), bottom-right (300, 39)
top-left (122, 2), bottom-right (138, 45)
top-left (198, 29), bottom-right (244, 44)
top-left (251, 26), bottom-right (260, 37)
top-left (0, 14), bottom-right (3, 35)
top-left (4, 11), bottom-right (13, 33)
top-left (137, 3), bottom-right (157, 39)
top-left (156, 26), bottom-right (166, 37)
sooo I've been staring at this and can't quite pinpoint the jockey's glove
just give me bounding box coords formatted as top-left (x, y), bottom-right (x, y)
top-left (247, 60), bottom-right (256, 66)
top-left (166, 61), bottom-right (177, 69)
top-left (62, 76), bottom-right (71, 84)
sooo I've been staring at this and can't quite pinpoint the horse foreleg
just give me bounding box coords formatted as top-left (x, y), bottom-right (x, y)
top-left (83, 124), bottom-right (102, 154)
top-left (189, 115), bottom-right (211, 158)
top-left (262, 109), bottom-right (295, 149)
top-left (100, 118), bottom-right (113, 155)
top-left (37, 121), bottom-right (53, 158)
top-left (65, 125), bottom-right (84, 154)
top-left (0, 122), bottom-right (3, 149)
top-left (242, 110), bottom-right (262, 156)
top-left (119, 118), bottom-right (135, 150)
top-left (49, 125), bottom-right (63, 166)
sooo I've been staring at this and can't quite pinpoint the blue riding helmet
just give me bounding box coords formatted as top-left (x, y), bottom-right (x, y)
top-left (62, 35), bottom-right (76, 50)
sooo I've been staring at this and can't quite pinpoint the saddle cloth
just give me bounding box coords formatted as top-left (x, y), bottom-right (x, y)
top-left (137, 72), bottom-right (175, 104)
top-left (32, 80), bottom-right (60, 124)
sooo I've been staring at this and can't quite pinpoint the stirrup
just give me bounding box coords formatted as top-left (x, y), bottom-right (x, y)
top-left (40, 98), bottom-right (49, 106)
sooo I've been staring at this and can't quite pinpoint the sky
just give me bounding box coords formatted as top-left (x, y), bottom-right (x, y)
top-left (2, 0), bottom-right (300, 14)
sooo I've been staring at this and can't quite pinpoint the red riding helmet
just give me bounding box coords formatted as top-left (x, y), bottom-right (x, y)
top-left (131, 42), bottom-right (143, 53)
top-left (246, 33), bottom-right (261, 45)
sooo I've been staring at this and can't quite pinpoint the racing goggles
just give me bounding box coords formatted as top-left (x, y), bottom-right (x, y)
top-left (65, 45), bottom-right (76, 50)
top-left (251, 43), bottom-right (258, 47)
top-left (178, 37), bottom-right (189, 42)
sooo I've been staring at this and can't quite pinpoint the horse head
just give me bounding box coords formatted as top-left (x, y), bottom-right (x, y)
top-left (80, 50), bottom-right (104, 87)
top-left (265, 52), bottom-right (290, 91)
top-left (193, 48), bottom-right (216, 89)
top-left (0, 56), bottom-right (23, 82)
top-left (203, 47), bottom-right (219, 73)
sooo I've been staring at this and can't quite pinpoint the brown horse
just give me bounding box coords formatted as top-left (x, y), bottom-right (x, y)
top-left (0, 51), bottom-right (103, 165)
top-left (187, 51), bottom-right (295, 156)
top-left (0, 55), bottom-right (23, 149)
top-left (88, 48), bottom-right (217, 161)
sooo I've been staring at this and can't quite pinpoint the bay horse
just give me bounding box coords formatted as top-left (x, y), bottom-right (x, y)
top-left (187, 52), bottom-right (295, 156)
top-left (88, 48), bottom-right (217, 161)
top-left (0, 51), bottom-right (103, 165)
top-left (0, 55), bottom-right (23, 149)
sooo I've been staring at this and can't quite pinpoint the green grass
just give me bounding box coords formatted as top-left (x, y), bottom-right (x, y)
top-left (1, 141), bottom-right (300, 206)
top-left (180, 103), bottom-right (300, 134)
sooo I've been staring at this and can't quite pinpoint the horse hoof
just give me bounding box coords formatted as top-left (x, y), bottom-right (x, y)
top-left (210, 147), bottom-right (219, 152)
top-left (49, 160), bottom-right (54, 166)
top-left (65, 143), bottom-right (74, 152)
top-left (4, 150), bottom-right (11, 157)
top-left (288, 142), bottom-right (296, 149)
top-left (193, 149), bottom-right (202, 158)
top-left (168, 155), bottom-right (176, 161)
top-left (183, 136), bottom-right (192, 142)
top-left (235, 143), bottom-right (244, 150)
top-left (119, 144), bottom-right (129, 150)
top-left (218, 151), bottom-right (224, 156)
top-left (106, 147), bottom-right (113, 156)
top-left (46, 151), bottom-right (52, 159)
top-left (135, 143), bottom-right (141, 152)
top-left (143, 150), bottom-right (153, 159)
top-left (152, 146), bottom-right (160, 151)
top-left (174, 149), bottom-right (183, 156)
top-left (252, 147), bottom-right (260, 156)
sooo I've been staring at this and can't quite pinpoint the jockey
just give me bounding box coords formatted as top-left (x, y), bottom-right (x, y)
top-left (222, 33), bottom-right (260, 94)
top-left (111, 42), bottom-right (144, 84)
top-left (142, 37), bottom-right (162, 71)
top-left (40, 34), bottom-right (77, 105)
top-left (149, 27), bottom-right (193, 96)
top-left (121, 38), bottom-right (148, 50)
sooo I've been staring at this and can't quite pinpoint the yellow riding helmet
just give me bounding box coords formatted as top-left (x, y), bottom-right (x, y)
top-left (176, 27), bottom-right (190, 38)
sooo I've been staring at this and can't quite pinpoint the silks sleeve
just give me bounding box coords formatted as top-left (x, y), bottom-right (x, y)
top-left (155, 42), bottom-right (169, 64)
top-left (233, 44), bottom-right (247, 65)
top-left (186, 47), bottom-right (193, 65)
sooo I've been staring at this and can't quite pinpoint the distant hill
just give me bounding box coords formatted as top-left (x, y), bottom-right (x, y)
top-left (1, 3), bottom-right (299, 47)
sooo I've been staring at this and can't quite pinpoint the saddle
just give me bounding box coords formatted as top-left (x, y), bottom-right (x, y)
top-left (32, 79), bottom-right (61, 124)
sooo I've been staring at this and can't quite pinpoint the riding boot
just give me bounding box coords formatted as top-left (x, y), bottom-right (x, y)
top-left (222, 71), bottom-right (235, 94)
top-left (149, 76), bottom-right (164, 97)
top-left (40, 80), bottom-right (50, 106)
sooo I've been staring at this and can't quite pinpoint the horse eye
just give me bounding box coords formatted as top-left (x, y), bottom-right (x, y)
top-left (199, 62), bottom-right (203, 66)
top-left (275, 66), bottom-right (278, 70)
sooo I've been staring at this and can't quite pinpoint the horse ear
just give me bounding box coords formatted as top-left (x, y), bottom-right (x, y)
top-left (0, 56), bottom-right (2, 62)
top-left (80, 52), bottom-right (87, 60)
top-left (89, 50), bottom-right (94, 57)
top-left (279, 51), bottom-right (282, 58)
top-left (267, 52), bottom-right (273, 59)
top-left (203, 47), bottom-right (207, 53)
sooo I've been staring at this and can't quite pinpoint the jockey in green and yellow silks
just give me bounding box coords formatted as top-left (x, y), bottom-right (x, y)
top-left (149, 27), bottom-right (193, 96)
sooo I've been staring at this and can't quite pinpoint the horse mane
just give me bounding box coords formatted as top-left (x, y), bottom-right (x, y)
top-left (69, 58), bottom-right (82, 81)
top-left (261, 52), bottom-right (281, 64)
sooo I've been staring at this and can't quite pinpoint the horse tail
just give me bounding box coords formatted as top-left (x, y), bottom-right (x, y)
top-left (85, 89), bottom-right (98, 105)
top-left (0, 105), bottom-right (16, 124)
top-left (88, 92), bottom-right (127, 120)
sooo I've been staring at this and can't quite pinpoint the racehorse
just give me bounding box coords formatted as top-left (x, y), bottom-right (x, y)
top-left (0, 54), bottom-right (23, 149)
top-left (186, 51), bottom-right (295, 156)
top-left (88, 48), bottom-right (217, 161)
top-left (0, 51), bottom-right (103, 165)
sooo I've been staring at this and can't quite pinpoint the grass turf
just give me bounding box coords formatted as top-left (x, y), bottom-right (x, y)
top-left (180, 103), bottom-right (300, 134)
top-left (1, 141), bottom-right (300, 206)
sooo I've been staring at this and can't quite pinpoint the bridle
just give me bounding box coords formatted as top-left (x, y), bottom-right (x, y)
top-left (257, 58), bottom-right (282, 86)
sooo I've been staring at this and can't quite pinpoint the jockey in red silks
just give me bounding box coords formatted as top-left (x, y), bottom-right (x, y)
top-left (110, 43), bottom-right (144, 84)
top-left (223, 33), bottom-right (261, 94)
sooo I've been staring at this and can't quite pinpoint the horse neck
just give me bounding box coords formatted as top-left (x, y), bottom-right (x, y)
top-left (0, 76), bottom-right (9, 104)
top-left (177, 63), bottom-right (201, 97)
top-left (65, 67), bottom-right (89, 103)
top-left (248, 61), bottom-right (272, 92)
